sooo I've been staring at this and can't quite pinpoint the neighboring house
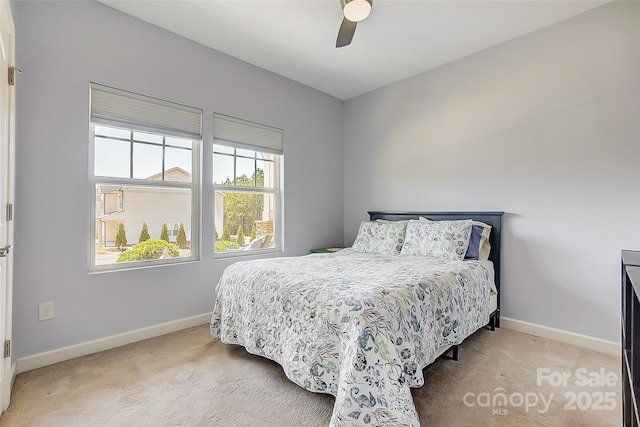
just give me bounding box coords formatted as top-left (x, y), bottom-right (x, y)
top-left (97, 166), bottom-right (227, 247)
top-left (96, 167), bottom-right (195, 246)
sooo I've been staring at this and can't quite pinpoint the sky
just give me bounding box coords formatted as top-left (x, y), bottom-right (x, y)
top-left (94, 125), bottom-right (273, 186)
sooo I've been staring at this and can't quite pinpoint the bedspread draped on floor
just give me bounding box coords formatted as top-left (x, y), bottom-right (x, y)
top-left (210, 250), bottom-right (493, 427)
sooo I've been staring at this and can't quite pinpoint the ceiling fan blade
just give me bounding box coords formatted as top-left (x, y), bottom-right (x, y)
top-left (336, 17), bottom-right (357, 48)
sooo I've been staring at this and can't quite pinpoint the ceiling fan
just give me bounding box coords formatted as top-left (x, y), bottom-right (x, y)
top-left (336, 0), bottom-right (373, 48)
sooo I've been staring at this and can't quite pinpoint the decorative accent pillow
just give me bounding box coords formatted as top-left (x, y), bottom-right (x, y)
top-left (351, 221), bottom-right (407, 255)
top-left (464, 221), bottom-right (492, 260)
top-left (401, 219), bottom-right (473, 260)
top-left (418, 217), bottom-right (491, 260)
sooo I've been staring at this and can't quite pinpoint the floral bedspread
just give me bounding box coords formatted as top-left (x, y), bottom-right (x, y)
top-left (210, 249), bottom-right (493, 426)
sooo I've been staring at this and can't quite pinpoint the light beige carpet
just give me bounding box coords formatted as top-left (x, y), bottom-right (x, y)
top-left (0, 325), bottom-right (620, 427)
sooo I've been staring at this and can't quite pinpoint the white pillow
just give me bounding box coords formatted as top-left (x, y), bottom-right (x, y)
top-left (401, 219), bottom-right (472, 260)
top-left (351, 220), bottom-right (407, 255)
top-left (245, 235), bottom-right (266, 250)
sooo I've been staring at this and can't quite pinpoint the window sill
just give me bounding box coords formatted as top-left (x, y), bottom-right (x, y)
top-left (88, 256), bottom-right (199, 274)
top-left (212, 247), bottom-right (282, 260)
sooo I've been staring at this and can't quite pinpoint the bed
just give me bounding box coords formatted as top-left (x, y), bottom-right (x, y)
top-left (211, 211), bottom-right (503, 427)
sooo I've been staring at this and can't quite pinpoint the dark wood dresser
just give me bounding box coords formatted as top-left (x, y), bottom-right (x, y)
top-left (622, 250), bottom-right (640, 426)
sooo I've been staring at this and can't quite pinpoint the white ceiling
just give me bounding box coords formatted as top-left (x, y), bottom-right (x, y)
top-left (98, 0), bottom-right (612, 100)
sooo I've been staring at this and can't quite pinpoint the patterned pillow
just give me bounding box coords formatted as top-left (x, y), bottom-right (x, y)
top-left (419, 217), bottom-right (492, 260)
top-left (400, 219), bottom-right (473, 260)
top-left (351, 221), bottom-right (407, 255)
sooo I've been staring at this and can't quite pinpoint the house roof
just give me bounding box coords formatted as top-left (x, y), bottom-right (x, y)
top-left (146, 166), bottom-right (191, 181)
top-left (97, 168), bottom-right (192, 195)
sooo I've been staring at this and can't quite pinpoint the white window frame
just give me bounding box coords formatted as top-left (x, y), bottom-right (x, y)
top-left (88, 84), bottom-right (202, 272)
top-left (213, 113), bottom-right (283, 258)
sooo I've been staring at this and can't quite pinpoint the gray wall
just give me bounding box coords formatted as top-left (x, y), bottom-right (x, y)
top-left (343, 1), bottom-right (640, 342)
top-left (13, 1), bottom-right (344, 358)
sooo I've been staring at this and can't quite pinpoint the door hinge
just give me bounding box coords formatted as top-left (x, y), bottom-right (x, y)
top-left (8, 66), bottom-right (22, 86)
top-left (6, 203), bottom-right (12, 221)
top-left (4, 340), bottom-right (10, 358)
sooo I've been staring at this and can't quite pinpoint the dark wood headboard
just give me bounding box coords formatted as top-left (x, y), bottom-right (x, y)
top-left (368, 211), bottom-right (504, 326)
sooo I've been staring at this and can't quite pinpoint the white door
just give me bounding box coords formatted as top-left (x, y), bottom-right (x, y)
top-left (0, 0), bottom-right (15, 414)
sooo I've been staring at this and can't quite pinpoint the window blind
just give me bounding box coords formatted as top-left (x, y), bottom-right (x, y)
top-left (213, 113), bottom-right (283, 155)
top-left (90, 83), bottom-right (202, 140)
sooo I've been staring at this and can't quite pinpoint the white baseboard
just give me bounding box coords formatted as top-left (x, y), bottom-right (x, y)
top-left (16, 312), bottom-right (212, 374)
top-left (501, 316), bottom-right (619, 357)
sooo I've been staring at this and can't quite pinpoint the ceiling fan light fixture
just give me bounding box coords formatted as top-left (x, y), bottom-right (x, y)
top-left (342, 0), bottom-right (371, 23)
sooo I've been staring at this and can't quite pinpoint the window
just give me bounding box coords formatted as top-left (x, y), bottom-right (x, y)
top-left (90, 83), bottom-right (201, 271)
top-left (213, 113), bottom-right (282, 256)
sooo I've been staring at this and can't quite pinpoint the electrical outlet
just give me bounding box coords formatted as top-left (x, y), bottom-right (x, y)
top-left (39, 302), bottom-right (54, 321)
